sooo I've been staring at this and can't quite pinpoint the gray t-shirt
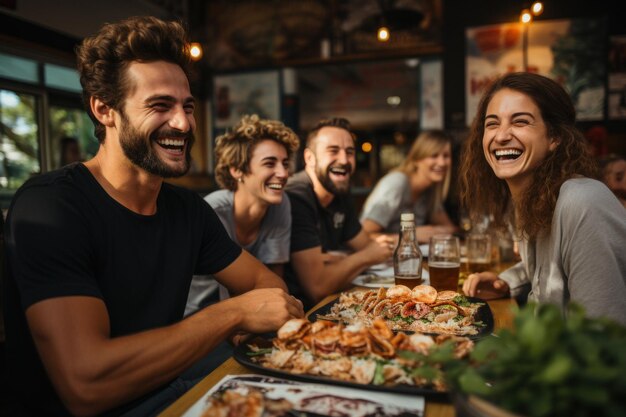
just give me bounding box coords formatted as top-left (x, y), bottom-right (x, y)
top-left (500, 178), bottom-right (626, 325)
top-left (185, 189), bottom-right (291, 316)
top-left (360, 171), bottom-right (436, 233)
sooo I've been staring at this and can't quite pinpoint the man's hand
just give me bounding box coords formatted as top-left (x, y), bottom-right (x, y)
top-left (228, 288), bottom-right (304, 334)
top-left (374, 234), bottom-right (397, 248)
top-left (415, 225), bottom-right (455, 243)
top-left (362, 235), bottom-right (394, 265)
top-left (462, 271), bottom-right (510, 299)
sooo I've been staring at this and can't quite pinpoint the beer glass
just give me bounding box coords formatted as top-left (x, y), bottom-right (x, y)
top-left (467, 233), bottom-right (492, 273)
top-left (428, 234), bottom-right (461, 291)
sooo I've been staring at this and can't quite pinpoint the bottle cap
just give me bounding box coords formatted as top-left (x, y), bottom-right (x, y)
top-left (400, 213), bottom-right (414, 222)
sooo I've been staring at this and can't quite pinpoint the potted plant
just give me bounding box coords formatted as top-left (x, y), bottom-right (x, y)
top-left (403, 303), bottom-right (626, 417)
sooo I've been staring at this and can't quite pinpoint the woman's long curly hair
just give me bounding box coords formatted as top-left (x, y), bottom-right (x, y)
top-left (459, 72), bottom-right (599, 239)
top-left (214, 115), bottom-right (300, 191)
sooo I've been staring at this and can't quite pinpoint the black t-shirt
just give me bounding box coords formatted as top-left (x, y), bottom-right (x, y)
top-left (283, 171), bottom-right (361, 308)
top-left (3, 163), bottom-right (241, 416)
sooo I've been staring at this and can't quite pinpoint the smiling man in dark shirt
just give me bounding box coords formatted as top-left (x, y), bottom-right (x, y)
top-left (284, 118), bottom-right (393, 310)
top-left (3, 16), bottom-right (303, 417)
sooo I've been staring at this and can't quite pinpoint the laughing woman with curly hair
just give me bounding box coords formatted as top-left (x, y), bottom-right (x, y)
top-left (186, 115), bottom-right (300, 315)
top-left (460, 72), bottom-right (626, 325)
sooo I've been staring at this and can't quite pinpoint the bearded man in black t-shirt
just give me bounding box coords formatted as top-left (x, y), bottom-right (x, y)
top-left (3, 16), bottom-right (303, 417)
top-left (284, 118), bottom-right (394, 310)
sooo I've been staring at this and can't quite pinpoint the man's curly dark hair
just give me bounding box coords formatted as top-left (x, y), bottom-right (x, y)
top-left (76, 16), bottom-right (192, 142)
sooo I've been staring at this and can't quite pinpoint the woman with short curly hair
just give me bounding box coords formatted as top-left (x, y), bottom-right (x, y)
top-left (186, 114), bottom-right (300, 314)
top-left (461, 72), bottom-right (626, 325)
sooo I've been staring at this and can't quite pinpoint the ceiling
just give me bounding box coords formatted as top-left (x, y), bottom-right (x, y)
top-left (1, 0), bottom-right (442, 70)
top-left (203, 0), bottom-right (442, 70)
top-left (0, 0), bottom-right (178, 39)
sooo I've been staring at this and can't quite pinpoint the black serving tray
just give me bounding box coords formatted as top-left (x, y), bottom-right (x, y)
top-left (308, 295), bottom-right (494, 340)
top-left (233, 336), bottom-right (449, 400)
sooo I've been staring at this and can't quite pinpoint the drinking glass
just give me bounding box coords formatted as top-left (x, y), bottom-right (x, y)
top-left (466, 233), bottom-right (492, 273)
top-left (428, 234), bottom-right (461, 291)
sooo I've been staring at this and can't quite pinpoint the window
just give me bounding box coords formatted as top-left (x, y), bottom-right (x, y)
top-left (0, 52), bottom-right (38, 84)
top-left (0, 50), bottom-right (96, 209)
top-left (45, 63), bottom-right (82, 93)
top-left (0, 89), bottom-right (40, 207)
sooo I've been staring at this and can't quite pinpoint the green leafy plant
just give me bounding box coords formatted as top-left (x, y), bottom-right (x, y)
top-left (442, 303), bottom-right (626, 417)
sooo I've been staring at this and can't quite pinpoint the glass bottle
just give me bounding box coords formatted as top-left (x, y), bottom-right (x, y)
top-left (393, 212), bottom-right (423, 288)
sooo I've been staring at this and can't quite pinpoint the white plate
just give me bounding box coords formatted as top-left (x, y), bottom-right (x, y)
top-left (368, 261), bottom-right (393, 271)
top-left (352, 268), bottom-right (430, 288)
top-left (352, 274), bottom-right (395, 288)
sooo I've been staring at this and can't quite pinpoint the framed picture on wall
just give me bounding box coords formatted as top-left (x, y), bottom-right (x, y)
top-left (213, 70), bottom-right (281, 129)
top-left (420, 59), bottom-right (443, 130)
top-left (465, 18), bottom-right (606, 125)
top-left (608, 35), bottom-right (626, 120)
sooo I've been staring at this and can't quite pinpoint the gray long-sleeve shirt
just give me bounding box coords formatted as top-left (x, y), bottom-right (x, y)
top-left (500, 178), bottom-right (626, 325)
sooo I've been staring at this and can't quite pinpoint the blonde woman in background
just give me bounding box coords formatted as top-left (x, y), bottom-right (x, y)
top-left (360, 130), bottom-right (458, 243)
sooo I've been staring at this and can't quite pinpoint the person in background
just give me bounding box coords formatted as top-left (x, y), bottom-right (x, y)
top-left (460, 72), bottom-right (626, 325)
top-left (3, 16), bottom-right (303, 417)
top-left (584, 124), bottom-right (608, 157)
top-left (360, 130), bottom-right (458, 243)
top-left (186, 114), bottom-right (299, 315)
top-left (285, 117), bottom-right (394, 310)
top-left (59, 136), bottom-right (83, 166)
top-left (599, 153), bottom-right (626, 209)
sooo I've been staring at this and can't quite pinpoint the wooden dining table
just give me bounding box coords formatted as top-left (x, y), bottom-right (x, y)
top-left (158, 288), bottom-right (517, 417)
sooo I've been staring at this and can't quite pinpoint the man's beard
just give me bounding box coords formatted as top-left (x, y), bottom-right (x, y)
top-left (119, 112), bottom-right (194, 178)
top-left (315, 163), bottom-right (352, 195)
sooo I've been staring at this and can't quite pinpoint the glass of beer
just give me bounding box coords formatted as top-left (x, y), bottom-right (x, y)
top-left (467, 233), bottom-right (492, 273)
top-left (428, 234), bottom-right (461, 291)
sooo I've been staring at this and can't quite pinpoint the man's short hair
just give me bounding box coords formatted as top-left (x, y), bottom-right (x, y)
top-left (306, 117), bottom-right (356, 149)
top-left (76, 16), bottom-right (192, 142)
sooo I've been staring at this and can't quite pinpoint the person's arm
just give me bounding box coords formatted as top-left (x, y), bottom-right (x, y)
top-left (430, 208), bottom-right (459, 231)
top-left (214, 249), bottom-right (289, 296)
top-left (462, 271), bottom-right (510, 299)
top-left (364, 210), bottom-right (456, 244)
top-left (268, 264), bottom-right (285, 277)
top-left (414, 208), bottom-right (459, 243)
top-left (361, 218), bottom-right (384, 234)
top-left (26, 280), bottom-right (302, 416)
top-left (290, 229), bottom-right (393, 304)
top-left (361, 219), bottom-right (399, 244)
top-left (27, 253), bottom-right (302, 416)
top-left (559, 181), bottom-right (626, 325)
top-left (463, 254), bottom-right (528, 300)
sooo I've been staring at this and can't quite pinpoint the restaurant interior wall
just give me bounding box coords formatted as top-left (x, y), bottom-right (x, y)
top-left (1, 0), bottom-right (626, 195)
top-left (442, 0), bottom-right (626, 156)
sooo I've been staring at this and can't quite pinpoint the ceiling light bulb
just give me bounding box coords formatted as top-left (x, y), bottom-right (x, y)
top-left (377, 26), bottom-right (390, 42)
top-left (531, 1), bottom-right (543, 15)
top-left (387, 96), bottom-right (401, 106)
top-left (189, 42), bottom-right (203, 61)
top-left (520, 9), bottom-right (532, 24)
